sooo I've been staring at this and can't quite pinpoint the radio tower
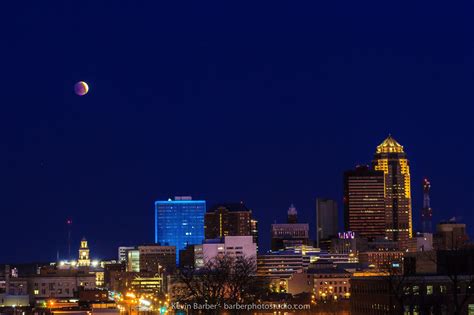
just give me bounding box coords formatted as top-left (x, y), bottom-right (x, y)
top-left (66, 219), bottom-right (72, 260)
top-left (421, 178), bottom-right (433, 233)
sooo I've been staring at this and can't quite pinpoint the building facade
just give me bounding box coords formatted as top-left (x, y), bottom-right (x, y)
top-left (271, 205), bottom-right (310, 251)
top-left (344, 165), bottom-right (386, 240)
top-left (118, 246), bottom-right (135, 263)
top-left (358, 250), bottom-right (405, 271)
top-left (138, 245), bottom-right (176, 273)
top-left (433, 221), bottom-right (469, 250)
top-left (204, 203), bottom-right (258, 244)
top-left (155, 196), bottom-right (206, 263)
top-left (372, 135), bottom-right (413, 248)
top-left (316, 198), bottom-right (338, 247)
top-left (351, 275), bottom-right (474, 315)
top-left (194, 236), bottom-right (257, 269)
top-left (28, 269), bottom-right (96, 300)
top-left (288, 268), bottom-right (351, 301)
top-left (78, 238), bottom-right (91, 267)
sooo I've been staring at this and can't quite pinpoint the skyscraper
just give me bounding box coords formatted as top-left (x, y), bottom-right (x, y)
top-left (372, 135), bottom-right (413, 247)
top-left (204, 202), bottom-right (258, 244)
top-left (421, 178), bottom-right (433, 233)
top-left (155, 196), bottom-right (206, 263)
top-left (344, 165), bottom-right (386, 240)
top-left (316, 198), bottom-right (338, 247)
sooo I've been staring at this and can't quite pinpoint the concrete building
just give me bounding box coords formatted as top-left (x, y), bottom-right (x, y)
top-left (358, 250), bottom-right (405, 271)
top-left (351, 275), bottom-right (474, 315)
top-left (434, 220), bottom-right (469, 250)
top-left (330, 232), bottom-right (368, 255)
top-left (78, 238), bottom-right (91, 267)
top-left (138, 245), bottom-right (176, 273)
top-left (126, 249), bottom-right (140, 272)
top-left (407, 232), bottom-right (433, 253)
top-left (28, 269), bottom-right (96, 300)
top-left (316, 198), bottom-right (338, 247)
top-left (271, 205), bottom-right (310, 251)
top-left (118, 247), bottom-right (135, 263)
top-left (194, 236), bottom-right (257, 268)
top-left (204, 202), bottom-right (258, 244)
top-left (129, 275), bottom-right (164, 295)
top-left (288, 267), bottom-right (351, 301)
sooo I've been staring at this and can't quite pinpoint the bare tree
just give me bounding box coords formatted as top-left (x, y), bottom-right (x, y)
top-left (176, 254), bottom-right (259, 314)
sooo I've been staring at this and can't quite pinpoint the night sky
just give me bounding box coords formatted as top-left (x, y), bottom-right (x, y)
top-left (2, 1), bottom-right (474, 263)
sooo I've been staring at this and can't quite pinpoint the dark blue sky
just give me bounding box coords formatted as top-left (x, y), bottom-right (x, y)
top-left (2, 1), bottom-right (474, 263)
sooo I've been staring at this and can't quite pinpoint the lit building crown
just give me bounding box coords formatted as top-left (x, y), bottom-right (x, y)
top-left (376, 135), bottom-right (404, 153)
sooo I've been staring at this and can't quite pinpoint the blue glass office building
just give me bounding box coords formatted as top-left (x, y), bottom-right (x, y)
top-left (155, 196), bottom-right (206, 263)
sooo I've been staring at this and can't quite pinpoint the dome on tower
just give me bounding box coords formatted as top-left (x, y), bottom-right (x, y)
top-left (376, 135), bottom-right (404, 153)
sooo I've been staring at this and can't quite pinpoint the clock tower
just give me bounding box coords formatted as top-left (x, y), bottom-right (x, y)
top-left (78, 237), bottom-right (91, 267)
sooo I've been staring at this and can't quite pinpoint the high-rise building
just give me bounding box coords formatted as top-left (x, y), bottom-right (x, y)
top-left (316, 198), bottom-right (338, 247)
top-left (344, 165), bottom-right (386, 240)
top-left (421, 178), bottom-right (433, 233)
top-left (138, 244), bottom-right (176, 273)
top-left (204, 202), bottom-right (258, 244)
top-left (271, 205), bottom-right (310, 251)
top-left (155, 196), bottom-right (206, 264)
top-left (372, 135), bottom-right (413, 248)
top-left (127, 249), bottom-right (140, 272)
top-left (118, 246), bottom-right (135, 263)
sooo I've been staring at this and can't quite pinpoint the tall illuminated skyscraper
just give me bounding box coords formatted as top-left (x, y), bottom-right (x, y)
top-left (155, 196), bottom-right (206, 263)
top-left (344, 165), bottom-right (386, 240)
top-left (372, 135), bottom-right (413, 248)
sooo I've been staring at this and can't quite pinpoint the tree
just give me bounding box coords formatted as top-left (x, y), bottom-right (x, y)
top-left (176, 254), bottom-right (260, 314)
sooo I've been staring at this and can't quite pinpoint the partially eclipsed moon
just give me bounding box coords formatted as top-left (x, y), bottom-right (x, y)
top-left (74, 81), bottom-right (89, 96)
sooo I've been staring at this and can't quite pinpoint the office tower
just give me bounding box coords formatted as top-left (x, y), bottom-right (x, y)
top-left (118, 246), bottom-right (135, 263)
top-left (316, 198), bottom-right (338, 247)
top-left (138, 244), bottom-right (176, 273)
top-left (78, 238), bottom-right (91, 267)
top-left (204, 202), bottom-right (258, 244)
top-left (127, 249), bottom-right (140, 272)
top-left (271, 205), bottom-right (310, 251)
top-left (155, 196), bottom-right (206, 263)
top-left (344, 165), bottom-right (386, 240)
top-left (372, 135), bottom-right (413, 247)
top-left (421, 178), bottom-right (433, 233)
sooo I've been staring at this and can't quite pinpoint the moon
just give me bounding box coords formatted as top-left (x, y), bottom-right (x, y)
top-left (74, 81), bottom-right (89, 96)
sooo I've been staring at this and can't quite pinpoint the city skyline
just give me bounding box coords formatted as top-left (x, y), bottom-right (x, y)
top-left (1, 133), bottom-right (464, 263)
top-left (3, 1), bottom-right (474, 264)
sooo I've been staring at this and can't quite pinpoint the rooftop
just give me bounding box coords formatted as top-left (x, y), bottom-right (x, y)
top-left (376, 135), bottom-right (404, 154)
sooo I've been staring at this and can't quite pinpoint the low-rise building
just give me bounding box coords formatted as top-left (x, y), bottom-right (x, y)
top-left (28, 268), bottom-right (96, 300)
top-left (407, 232), bottom-right (433, 253)
top-left (288, 267), bottom-right (351, 301)
top-left (351, 274), bottom-right (474, 315)
top-left (358, 250), bottom-right (405, 271)
top-left (194, 236), bottom-right (257, 269)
